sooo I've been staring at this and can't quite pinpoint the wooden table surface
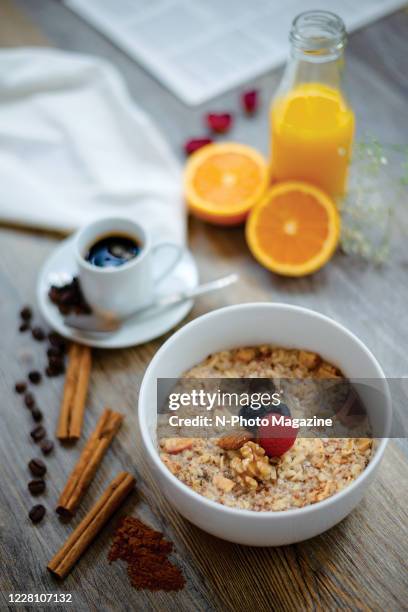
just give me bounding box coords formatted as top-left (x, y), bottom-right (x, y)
top-left (0, 1), bottom-right (407, 610)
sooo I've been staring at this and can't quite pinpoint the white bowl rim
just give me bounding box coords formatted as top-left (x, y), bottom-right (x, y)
top-left (139, 302), bottom-right (390, 520)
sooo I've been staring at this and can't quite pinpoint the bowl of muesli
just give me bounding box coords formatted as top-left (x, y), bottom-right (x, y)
top-left (138, 303), bottom-right (390, 546)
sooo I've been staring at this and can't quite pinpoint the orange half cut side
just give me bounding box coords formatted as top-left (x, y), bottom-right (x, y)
top-left (246, 181), bottom-right (340, 276)
top-left (184, 142), bottom-right (269, 225)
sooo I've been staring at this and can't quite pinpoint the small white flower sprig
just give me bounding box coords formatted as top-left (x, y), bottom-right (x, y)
top-left (340, 138), bottom-right (408, 263)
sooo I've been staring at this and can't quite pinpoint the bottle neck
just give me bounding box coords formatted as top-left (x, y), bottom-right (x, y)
top-left (284, 48), bottom-right (345, 90)
top-left (279, 10), bottom-right (346, 92)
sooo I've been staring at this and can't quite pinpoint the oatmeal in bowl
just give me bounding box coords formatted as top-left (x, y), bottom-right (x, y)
top-left (139, 303), bottom-right (390, 546)
top-left (159, 345), bottom-right (373, 512)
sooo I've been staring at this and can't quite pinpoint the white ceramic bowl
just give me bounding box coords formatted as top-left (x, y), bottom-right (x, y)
top-left (138, 303), bottom-right (390, 546)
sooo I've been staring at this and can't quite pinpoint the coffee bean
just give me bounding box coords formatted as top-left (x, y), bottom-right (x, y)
top-left (45, 366), bottom-right (59, 378)
top-left (46, 354), bottom-right (65, 374)
top-left (28, 458), bottom-right (46, 477)
top-left (58, 289), bottom-right (74, 306)
top-left (19, 322), bottom-right (30, 333)
top-left (57, 363), bottom-right (65, 375)
top-left (15, 381), bottom-right (27, 394)
top-left (32, 327), bottom-right (45, 341)
top-left (47, 357), bottom-right (65, 377)
top-left (24, 392), bottom-right (35, 409)
top-left (48, 286), bottom-right (60, 304)
top-left (48, 332), bottom-right (67, 351)
top-left (58, 303), bottom-right (71, 315)
top-left (28, 479), bottom-right (46, 495)
top-left (40, 439), bottom-right (54, 455)
top-left (47, 346), bottom-right (62, 359)
top-left (49, 278), bottom-right (91, 316)
top-left (48, 355), bottom-right (63, 369)
top-left (28, 370), bottom-right (42, 385)
top-left (20, 306), bottom-right (32, 321)
top-left (30, 425), bottom-right (46, 442)
top-left (29, 504), bottom-right (46, 523)
top-left (31, 408), bottom-right (43, 422)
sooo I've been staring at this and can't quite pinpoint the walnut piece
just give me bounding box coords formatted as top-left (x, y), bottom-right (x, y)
top-left (316, 362), bottom-right (341, 378)
top-left (217, 432), bottom-right (254, 450)
top-left (356, 438), bottom-right (372, 453)
top-left (213, 473), bottom-right (235, 492)
top-left (230, 441), bottom-right (276, 490)
top-left (298, 350), bottom-right (321, 370)
top-left (235, 347), bottom-right (256, 363)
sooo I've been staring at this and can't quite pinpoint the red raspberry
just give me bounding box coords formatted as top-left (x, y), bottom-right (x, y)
top-left (184, 138), bottom-right (213, 156)
top-left (206, 113), bottom-right (233, 134)
top-left (242, 89), bottom-right (259, 115)
top-left (258, 412), bottom-right (298, 458)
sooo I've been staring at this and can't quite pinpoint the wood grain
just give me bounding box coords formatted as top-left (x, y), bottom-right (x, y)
top-left (0, 0), bottom-right (48, 47)
top-left (0, 2), bottom-right (407, 611)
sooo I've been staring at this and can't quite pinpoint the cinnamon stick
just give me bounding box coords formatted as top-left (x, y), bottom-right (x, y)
top-left (48, 472), bottom-right (135, 579)
top-left (57, 343), bottom-right (92, 440)
top-left (57, 408), bottom-right (124, 517)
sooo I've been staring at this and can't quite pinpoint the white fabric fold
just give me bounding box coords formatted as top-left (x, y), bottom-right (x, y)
top-left (0, 48), bottom-right (185, 244)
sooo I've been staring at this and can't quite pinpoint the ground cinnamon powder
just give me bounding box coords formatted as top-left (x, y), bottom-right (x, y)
top-left (108, 516), bottom-right (185, 591)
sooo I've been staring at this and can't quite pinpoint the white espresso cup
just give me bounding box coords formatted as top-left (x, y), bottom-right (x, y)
top-left (75, 217), bottom-right (183, 318)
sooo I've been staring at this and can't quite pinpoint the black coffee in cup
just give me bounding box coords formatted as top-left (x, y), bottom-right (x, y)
top-left (86, 234), bottom-right (141, 268)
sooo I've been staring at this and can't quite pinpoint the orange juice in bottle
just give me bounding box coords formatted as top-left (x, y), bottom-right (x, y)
top-left (270, 11), bottom-right (354, 199)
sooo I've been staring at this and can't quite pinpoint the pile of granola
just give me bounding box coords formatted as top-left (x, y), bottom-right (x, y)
top-left (158, 345), bottom-right (373, 512)
top-left (183, 345), bottom-right (338, 379)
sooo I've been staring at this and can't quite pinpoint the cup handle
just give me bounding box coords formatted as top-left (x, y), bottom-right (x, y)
top-left (151, 242), bottom-right (184, 285)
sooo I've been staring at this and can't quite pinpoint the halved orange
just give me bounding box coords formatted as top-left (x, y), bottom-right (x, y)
top-left (246, 181), bottom-right (340, 276)
top-left (184, 142), bottom-right (269, 226)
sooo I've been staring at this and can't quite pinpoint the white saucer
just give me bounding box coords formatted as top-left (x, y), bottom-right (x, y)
top-left (37, 236), bottom-right (199, 349)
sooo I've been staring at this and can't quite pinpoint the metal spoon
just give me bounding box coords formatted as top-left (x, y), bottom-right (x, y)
top-left (64, 273), bottom-right (239, 333)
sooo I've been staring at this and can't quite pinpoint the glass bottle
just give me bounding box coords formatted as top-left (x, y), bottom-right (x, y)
top-left (270, 11), bottom-right (354, 199)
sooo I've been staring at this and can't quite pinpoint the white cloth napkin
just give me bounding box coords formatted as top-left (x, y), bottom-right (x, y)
top-left (0, 48), bottom-right (185, 244)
